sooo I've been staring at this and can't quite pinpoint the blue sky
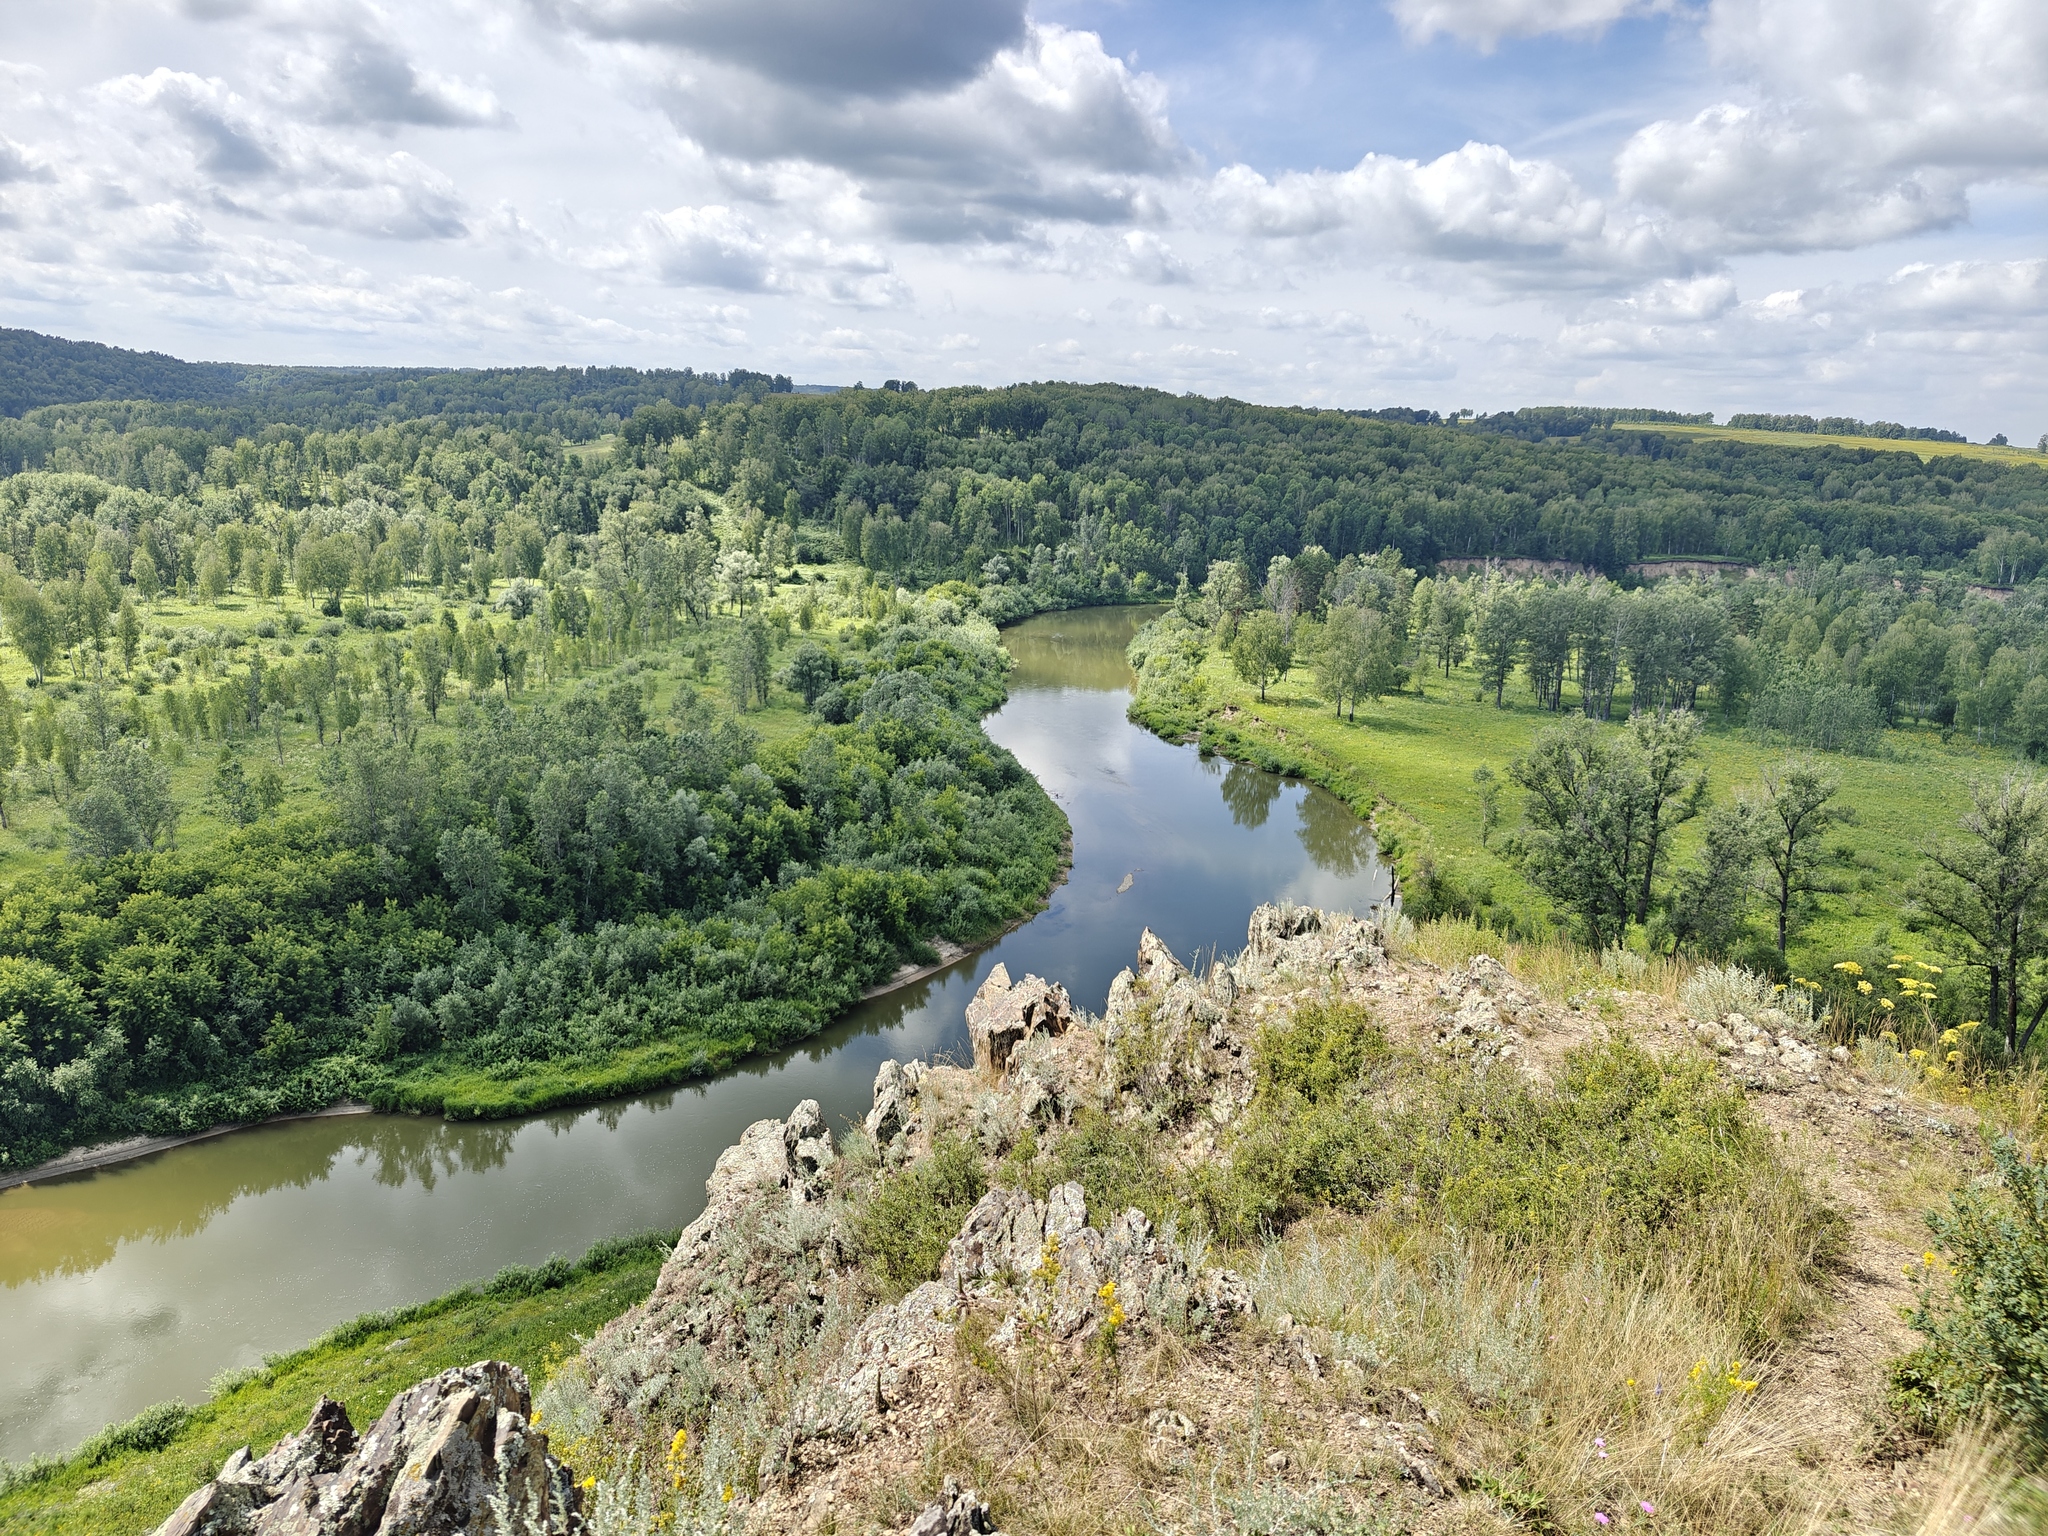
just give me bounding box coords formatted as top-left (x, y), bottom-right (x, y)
top-left (1, 0), bottom-right (2044, 438)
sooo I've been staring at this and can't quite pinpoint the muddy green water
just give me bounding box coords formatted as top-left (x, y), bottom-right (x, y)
top-left (0, 607), bottom-right (1390, 1463)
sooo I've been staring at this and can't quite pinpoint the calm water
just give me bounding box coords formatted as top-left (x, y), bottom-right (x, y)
top-left (0, 606), bottom-right (1390, 1462)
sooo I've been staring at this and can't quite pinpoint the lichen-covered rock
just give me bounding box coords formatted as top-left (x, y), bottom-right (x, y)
top-left (907, 1476), bottom-right (1005, 1535)
top-left (965, 964), bottom-right (1073, 1075)
top-left (865, 1059), bottom-right (928, 1146)
top-left (152, 1365), bottom-right (576, 1536)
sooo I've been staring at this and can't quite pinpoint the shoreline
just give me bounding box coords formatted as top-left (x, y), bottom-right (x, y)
top-left (0, 1103), bottom-right (375, 1194)
top-left (1, 635), bottom-right (1092, 1199)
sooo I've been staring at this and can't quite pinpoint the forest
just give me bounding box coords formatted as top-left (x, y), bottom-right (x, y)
top-left (7, 332), bottom-right (2048, 1167)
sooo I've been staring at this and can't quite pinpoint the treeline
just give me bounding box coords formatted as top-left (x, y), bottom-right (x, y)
top-left (7, 381), bottom-right (2048, 613)
top-left (1727, 413), bottom-right (1968, 444)
top-left (1145, 541), bottom-right (2048, 758)
top-left (0, 603), bottom-right (1065, 1170)
top-left (0, 327), bottom-right (795, 436)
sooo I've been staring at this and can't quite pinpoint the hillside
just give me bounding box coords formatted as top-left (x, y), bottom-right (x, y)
top-left (16, 910), bottom-right (2040, 1534)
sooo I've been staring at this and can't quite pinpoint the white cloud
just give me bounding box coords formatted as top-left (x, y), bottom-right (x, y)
top-left (1210, 141), bottom-right (1676, 287)
top-left (98, 70), bottom-right (469, 239)
top-left (1389, 0), bottom-right (1672, 49)
top-left (607, 21), bottom-right (1187, 241)
top-left (1616, 0), bottom-right (2048, 252)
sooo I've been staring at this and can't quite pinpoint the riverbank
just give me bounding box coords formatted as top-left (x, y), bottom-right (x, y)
top-left (1123, 607), bottom-right (1992, 973)
top-left (0, 1104), bottom-right (376, 1196)
top-left (0, 1230), bottom-right (673, 1535)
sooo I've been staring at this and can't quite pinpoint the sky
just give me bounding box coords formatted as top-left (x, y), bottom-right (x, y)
top-left (1, 0), bottom-right (2045, 437)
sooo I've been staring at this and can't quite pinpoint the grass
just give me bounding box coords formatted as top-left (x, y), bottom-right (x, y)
top-left (1640, 422), bottom-right (2047, 469)
top-left (0, 1230), bottom-right (671, 1536)
top-left (0, 542), bottom-right (870, 879)
top-left (1133, 629), bottom-right (2000, 981)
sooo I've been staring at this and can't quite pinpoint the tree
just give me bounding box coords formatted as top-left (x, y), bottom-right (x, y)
top-left (438, 825), bottom-right (504, 931)
top-left (413, 628), bottom-right (450, 721)
top-left (1629, 711), bottom-right (1709, 925)
top-left (1202, 559), bottom-right (1252, 637)
top-left (1911, 771), bottom-right (2048, 1059)
top-left (1312, 606), bottom-right (1369, 719)
top-left (1660, 798), bottom-right (1765, 956)
top-left (4, 579), bottom-right (58, 685)
top-left (70, 738), bottom-right (177, 858)
top-left (1472, 579), bottom-right (1521, 707)
top-left (1507, 717), bottom-right (1650, 948)
top-left (295, 535), bottom-right (351, 612)
top-left (1473, 764), bottom-right (1500, 848)
top-left (1421, 580), bottom-right (1470, 677)
top-left (1750, 757), bottom-right (1850, 958)
top-left (1230, 610), bottom-right (1291, 702)
top-left (728, 617), bottom-right (773, 710)
top-left (116, 597), bottom-right (140, 676)
top-left (784, 641), bottom-right (837, 709)
top-left (130, 547), bottom-right (160, 604)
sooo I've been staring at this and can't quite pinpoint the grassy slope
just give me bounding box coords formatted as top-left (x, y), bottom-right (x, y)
top-left (1137, 637), bottom-right (1997, 974)
top-left (0, 1241), bottom-right (666, 1536)
top-left (1647, 421), bottom-right (2044, 468)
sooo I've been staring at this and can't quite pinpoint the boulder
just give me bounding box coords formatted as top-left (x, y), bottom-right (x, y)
top-left (965, 964), bottom-right (1073, 1076)
top-left (907, 1476), bottom-right (1004, 1536)
top-left (151, 1364), bottom-right (577, 1536)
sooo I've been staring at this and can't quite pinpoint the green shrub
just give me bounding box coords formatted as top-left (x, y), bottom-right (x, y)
top-left (1430, 1037), bottom-right (1763, 1248)
top-left (1254, 999), bottom-right (1389, 1103)
top-left (1899, 1137), bottom-right (2048, 1455)
top-left (849, 1137), bottom-right (987, 1296)
top-left (75, 1402), bottom-right (190, 1467)
top-left (1037, 1110), bottom-right (1172, 1228)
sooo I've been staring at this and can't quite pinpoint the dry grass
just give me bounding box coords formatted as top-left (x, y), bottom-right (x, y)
top-left (1396, 915), bottom-right (1694, 1005)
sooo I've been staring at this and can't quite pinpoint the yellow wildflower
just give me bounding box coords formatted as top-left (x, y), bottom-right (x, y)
top-left (722, 1485), bottom-right (735, 1504)
top-left (1961, 1020), bottom-right (1984, 1032)
top-left (1916, 962), bottom-right (1944, 974)
top-left (581, 1477), bottom-right (597, 1493)
top-left (1857, 980), bottom-right (1873, 995)
top-left (1880, 998), bottom-right (1895, 1009)
top-left (1947, 1050), bottom-right (1962, 1064)
top-left (1909, 1048), bottom-right (1928, 1060)
top-left (1098, 1280), bottom-right (1117, 1302)
top-left (1834, 960), bottom-right (1863, 974)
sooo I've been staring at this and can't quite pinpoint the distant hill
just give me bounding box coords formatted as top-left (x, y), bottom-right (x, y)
top-left (0, 327), bottom-right (794, 428)
top-left (0, 329), bottom-right (248, 415)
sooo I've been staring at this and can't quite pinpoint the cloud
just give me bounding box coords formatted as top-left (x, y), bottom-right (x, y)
top-left (98, 69), bottom-right (469, 239)
top-left (592, 20), bottom-right (1188, 241)
top-left (634, 203), bottom-right (906, 304)
top-left (1616, 0), bottom-right (2048, 252)
top-left (1210, 140), bottom-right (1675, 286)
top-left (275, 32), bottom-right (509, 128)
top-left (1388, 0), bottom-right (1672, 49)
top-left (537, 0), bottom-right (1026, 98)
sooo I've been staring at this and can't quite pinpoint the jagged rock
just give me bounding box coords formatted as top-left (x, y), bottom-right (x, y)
top-left (965, 963), bottom-right (1073, 1076)
top-left (865, 1060), bottom-right (928, 1146)
top-left (1134, 928), bottom-right (1186, 987)
top-left (153, 1365), bottom-right (577, 1536)
top-left (907, 1476), bottom-right (1003, 1536)
top-left (1239, 903), bottom-right (1385, 985)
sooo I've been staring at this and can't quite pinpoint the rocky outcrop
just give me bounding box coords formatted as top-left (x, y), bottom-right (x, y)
top-left (797, 1179), bottom-right (1253, 1452)
top-left (907, 1476), bottom-right (1005, 1536)
top-left (964, 963), bottom-right (1073, 1075)
top-left (1692, 1012), bottom-right (1825, 1079)
top-left (151, 1364), bottom-right (575, 1536)
top-left (865, 1058), bottom-right (929, 1148)
top-left (649, 1098), bottom-right (837, 1309)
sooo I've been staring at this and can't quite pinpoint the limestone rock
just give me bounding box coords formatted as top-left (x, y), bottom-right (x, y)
top-left (1239, 903), bottom-right (1385, 986)
top-left (906, 1476), bottom-right (1004, 1536)
top-left (865, 1059), bottom-right (928, 1146)
top-left (152, 1364), bottom-right (577, 1536)
top-left (965, 963), bottom-right (1073, 1076)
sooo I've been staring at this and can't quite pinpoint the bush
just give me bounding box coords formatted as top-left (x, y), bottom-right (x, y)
top-left (849, 1137), bottom-right (986, 1297)
top-left (75, 1401), bottom-right (190, 1468)
top-left (1898, 1137), bottom-right (2048, 1455)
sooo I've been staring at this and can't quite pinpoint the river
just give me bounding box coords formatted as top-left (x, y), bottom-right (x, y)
top-left (0, 606), bottom-right (1391, 1464)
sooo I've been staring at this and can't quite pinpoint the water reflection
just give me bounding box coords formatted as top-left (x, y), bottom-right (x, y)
top-left (0, 604), bottom-right (1388, 1462)
top-left (1220, 762), bottom-right (1284, 829)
